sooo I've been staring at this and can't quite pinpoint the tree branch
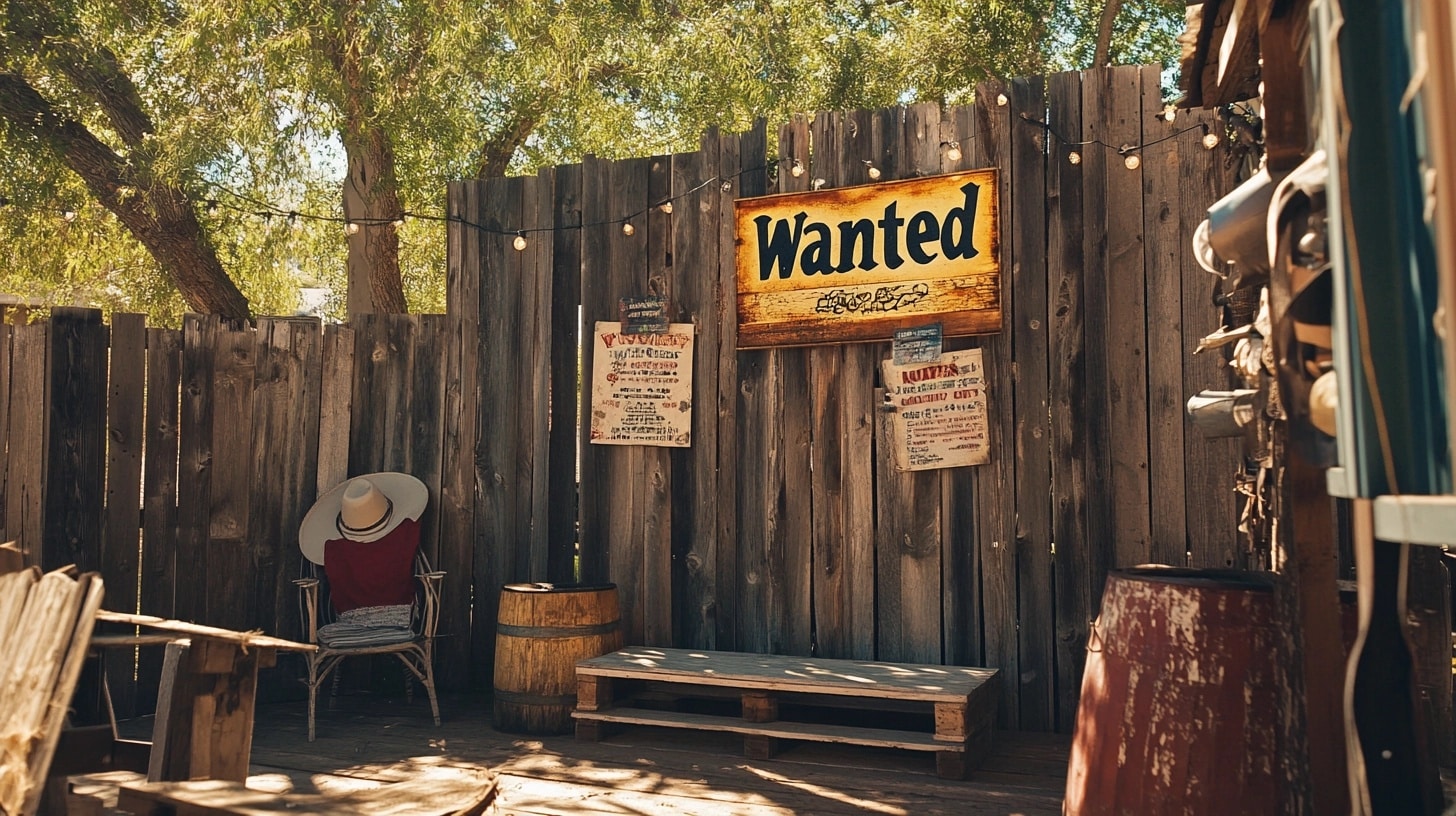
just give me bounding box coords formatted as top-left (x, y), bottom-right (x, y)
top-left (0, 73), bottom-right (251, 320)
top-left (1093, 0), bottom-right (1124, 68)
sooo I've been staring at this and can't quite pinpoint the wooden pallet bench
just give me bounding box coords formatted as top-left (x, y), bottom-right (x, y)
top-left (573, 647), bottom-right (1000, 779)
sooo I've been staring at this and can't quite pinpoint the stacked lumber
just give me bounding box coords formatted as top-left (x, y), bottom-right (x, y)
top-left (0, 566), bottom-right (105, 816)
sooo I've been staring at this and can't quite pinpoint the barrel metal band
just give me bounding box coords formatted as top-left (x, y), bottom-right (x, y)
top-left (496, 620), bottom-right (620, 638)
top-left (493, 689), bottom-right (577, 707)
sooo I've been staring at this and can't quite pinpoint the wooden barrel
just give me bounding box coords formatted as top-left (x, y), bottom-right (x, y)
top-left (493, 583), bottom-right (621, 734)
top-left (1065, 567), bottom-right (1281, 815)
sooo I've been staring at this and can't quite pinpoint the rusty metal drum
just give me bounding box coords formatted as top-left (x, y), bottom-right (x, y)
top-left (1064, 567), bottom-right (1281, 815)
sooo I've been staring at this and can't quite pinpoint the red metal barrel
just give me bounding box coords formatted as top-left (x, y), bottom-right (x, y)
top-left (1065, 567), bottom-right (1281, 815)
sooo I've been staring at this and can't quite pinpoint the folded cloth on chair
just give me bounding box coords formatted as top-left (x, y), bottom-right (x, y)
top-left (316, 604), bottom-right (415, 647)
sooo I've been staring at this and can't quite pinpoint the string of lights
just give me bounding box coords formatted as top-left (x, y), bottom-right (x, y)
top-left (3, 106), bottom-right (1226, 240)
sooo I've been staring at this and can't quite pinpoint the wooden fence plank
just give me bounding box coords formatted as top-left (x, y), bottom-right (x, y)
top-left (605, 157), bottom-right (650, 645)
top-left (527, 170), bottom-right (553, 579)
top-left (0, 322), bottom-right (10, 541)
top-left (548, 164), bottom-right (583, 584)
top-left (6, 321), bottom-right (46, 567)
top-left (43, 307), bottom-right (108, 573)
top-left (247, 319), bottom-right (322, 654)
top-left (578, 155), bottom-right (613, 589)
top-left (103, 312), bottom-right (146, 717)
top-left (806, 110), bottom-right (850, 659)
top-left (974, 79), bottom-right (1020, 728)
top-left (476, 174), bottom-right (526, 677)
top-left (1100, 65), bottom-right (1153, 568)
top-left (1047, 70), bottom-right (1093, 734)
top-left (1142, 64), bottom-right (1190, 568)
top-left (206, 322), bottom-right (255, 631)
top-left (1182, 107), bottom-right (1242, 569)
top-left (874, 397), bottom-right (944, 664)
top-left (1079, 73), bottom-right (1115, 613)
top-left (1009, 76), bottom-right (1055, 731)
top-left (138, 327), bottom-right (182, 713)
top-left (176, 314), bottom-right (219, 623)
top-left (409, 314), bottom-right (448, 573)
top-left (942, 102), bottom-right (983, 670)
top-left (443, 181), bottom-right (480, 686)
top-left (316, 324), bottom-right (355, 495)
top-left (640, 155), bottom-right (674, 646)
top-left (669, 142), bottom-right (720, 650)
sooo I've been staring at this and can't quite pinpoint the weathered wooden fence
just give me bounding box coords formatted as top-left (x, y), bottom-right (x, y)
top-left (448, 64), bottom-right (1243, 732)
top-left (0, 64), bottom-right (1242, 733)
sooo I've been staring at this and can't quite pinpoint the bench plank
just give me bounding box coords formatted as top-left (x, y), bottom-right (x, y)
top-left (575, 648), bottom-right (997, 703)
top-left (571, 708), bottom-right (966, 752)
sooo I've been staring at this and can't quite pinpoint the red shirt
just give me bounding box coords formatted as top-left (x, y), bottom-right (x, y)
top-left (323, 518), bottom-right (421, 613)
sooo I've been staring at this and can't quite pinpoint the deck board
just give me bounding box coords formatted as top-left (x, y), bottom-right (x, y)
top-left (577, 647), bottom-right (998, 701)
top-left (104, 692), bottom-right (1066, 815)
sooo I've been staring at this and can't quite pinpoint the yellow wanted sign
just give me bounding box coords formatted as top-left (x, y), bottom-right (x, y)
top-left (734, 169), bottom-right (1000, 348)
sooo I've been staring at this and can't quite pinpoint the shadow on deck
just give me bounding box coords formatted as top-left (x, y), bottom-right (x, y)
top-left (108, 691), bottom-right (1067, 815)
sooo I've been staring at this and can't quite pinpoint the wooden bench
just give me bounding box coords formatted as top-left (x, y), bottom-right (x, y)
top-left (572, 647), bottom-right (999, 779)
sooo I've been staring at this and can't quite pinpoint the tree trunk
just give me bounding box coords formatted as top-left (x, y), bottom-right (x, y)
top-left (0, 74), bottom-right (251, 321)
top-left (1093, 0), bottom-right (1124, 67)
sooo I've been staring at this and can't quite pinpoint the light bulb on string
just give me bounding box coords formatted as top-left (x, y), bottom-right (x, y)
top-left (862, 160), bottom-right (881, 180)
top-left (513, 231), bottom-right (527, 251)
top-left (1162, 104), bottom-right (1178, 122)
top-left (945, 142), bottom-right (962, 162)
top-left (1123, 153), bottom-right (1141, 170)
top-left (720, 180), bottom-right (732, 192)
top-left (790, 159), bottom-right (805, 178)
top-left (996, 93), bottom-right (1008, 107)
top-left (1202, 132), bottom-right (1220, 149)
top-left (344, 221), bottom-right (360, 236)
top-left (622, 222), bottom-right (635, 236)
top-left (1068, 151), bottom-right (1082, 165)
top-left (658, 201), bottom-right (673, 214)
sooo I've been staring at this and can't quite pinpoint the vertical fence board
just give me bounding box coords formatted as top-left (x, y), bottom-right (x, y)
top-left (1182, 108), bottom-right (1242, 568)
top-left (875, 402), bottom-right (944, 664)
top-left (714, 126), bottom-right (751, 651)
top-left (521, 173), bottom-right (553, 582)
top-left (642, 156), bottom-right (674, 645)
top-left (443, 181), bottom-right (480, 686)
top-left (942, 103), bottom-right (983, 669)
top-left (43, 308), bottom-right (107, 573)
top-left (0, 323), bottom-right (10, 541)
top-left (670, 143), bottom-right (720, 649)
top-left (548, 165), bottom-right (583, 583)
top-left (578, 155), bottom-right (613, 588)
top-left (102, 313), bottom-right (146, 716)
top-left (974, 79), bottom-right (1020, 728)
top-left (5, 322), bottom-right (46, 566)
top-left (176, 314), bottom-right (218, 622)
top-left (806, 111), bottom-right (851, 659)
top-left (207, 323), bottom-right (255, 631)
top-left (1141, 63), bottom-right (1189, 568)
top-left (1047, 70), bottom-right (1093, 733)
top-left (476, 175), bottom-right (526, 676)
top-left (138, 327), bottom-right (181, 712)
top-left (1079, 74), bottom-right (1116, 612)
top-left (1101, 65), bottom-right (1154, 568)
top-left (409, 315), bottom-right (448, 573)
top-left (316, 325), bottom-right (355, 495)
top-left (248, 319), bottom-right (322, 657)
top-left (1009, 76), bottom-right (1055, 731)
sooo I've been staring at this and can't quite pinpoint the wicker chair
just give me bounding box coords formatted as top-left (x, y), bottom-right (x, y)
top-left (293, 552), bottom-right (443, 741)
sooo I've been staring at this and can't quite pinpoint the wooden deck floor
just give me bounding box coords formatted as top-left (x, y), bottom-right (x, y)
top-left (117, 691), bottom-right (1069, 815)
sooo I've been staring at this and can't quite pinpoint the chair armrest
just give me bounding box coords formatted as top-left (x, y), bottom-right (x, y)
top-left (294, 578), bottom-right (321, 643)
top-left (415, 572), bottom-right (443, 638)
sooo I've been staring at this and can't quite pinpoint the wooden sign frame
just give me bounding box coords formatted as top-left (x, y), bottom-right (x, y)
top-left (734, 169), bottom-right (1001, 348)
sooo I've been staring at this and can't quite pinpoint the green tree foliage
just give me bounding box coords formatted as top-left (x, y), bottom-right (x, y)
top-left (0, 0), bottom-right (1183, 325)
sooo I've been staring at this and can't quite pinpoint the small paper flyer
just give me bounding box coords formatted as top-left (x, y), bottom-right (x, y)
top-left (880, 348), bottom-right (989, 471)
top-left (589, 321), bottom-right (694, 447)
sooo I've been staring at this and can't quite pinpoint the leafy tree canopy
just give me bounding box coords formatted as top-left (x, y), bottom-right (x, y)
top-left (0, 0), bottom-right (1182, 325)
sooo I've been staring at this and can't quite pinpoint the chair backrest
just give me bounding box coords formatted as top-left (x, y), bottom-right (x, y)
top-left (298, 549), bottom-right (436, 638)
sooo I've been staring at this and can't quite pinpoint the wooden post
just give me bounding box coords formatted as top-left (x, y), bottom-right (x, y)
top-left (148, 639), bottom-right (269, 783)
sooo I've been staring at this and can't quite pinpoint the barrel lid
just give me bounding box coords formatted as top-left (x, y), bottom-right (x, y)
top-left (1111, 566), bottom-right (1275, 592)
top-left (501, 582), bottom-right (617, 593)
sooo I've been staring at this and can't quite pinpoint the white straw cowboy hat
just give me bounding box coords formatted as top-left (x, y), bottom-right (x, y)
top-left (299, 472), bottom-right (428, 565)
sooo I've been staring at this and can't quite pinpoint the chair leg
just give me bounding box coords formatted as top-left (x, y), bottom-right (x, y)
top-left (305, 656), bottom-right (320, 742)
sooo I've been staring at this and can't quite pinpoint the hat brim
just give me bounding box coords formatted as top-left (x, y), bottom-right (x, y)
top-left (299, 472), bottom-right (429, 565)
